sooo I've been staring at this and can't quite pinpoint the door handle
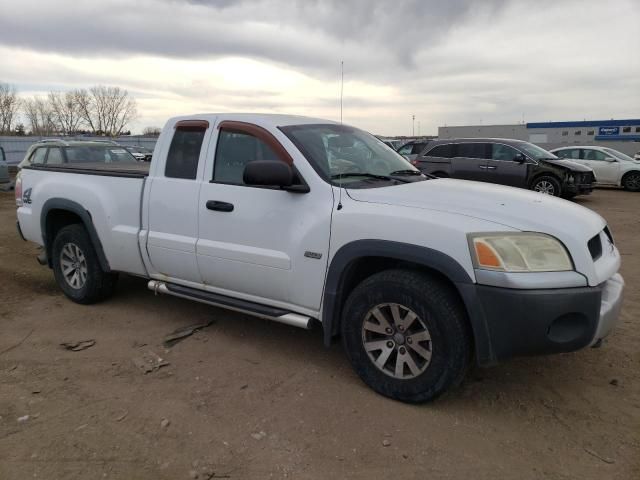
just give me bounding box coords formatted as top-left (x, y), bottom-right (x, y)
top-left (206, 200), bottom-right (234, 212)
top-left (479, 165), bottom-right (488, 169)
top-left (486, 166), bottom-right (497, 170)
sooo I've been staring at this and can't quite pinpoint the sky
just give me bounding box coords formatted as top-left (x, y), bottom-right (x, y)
top-left (0, 0), bottom-right (638, 136)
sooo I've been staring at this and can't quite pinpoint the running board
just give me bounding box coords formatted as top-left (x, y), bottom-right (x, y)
top-left (147, 280), bottom-right (313, 330)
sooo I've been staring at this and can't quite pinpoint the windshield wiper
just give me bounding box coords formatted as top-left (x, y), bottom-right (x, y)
top-left (389, 169), bottom-right (423, 176)
top-left (330, 172), bottom-right (410, 183)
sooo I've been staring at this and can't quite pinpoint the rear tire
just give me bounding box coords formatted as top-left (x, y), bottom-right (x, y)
top-left (52, 224), bottom-right (117, 304)
top-left (531, 175), bottom-right (561, 196)
top-left (622, 171), bottom-right (640, 192)
top-left (340, 269), bottom-right (471, 403)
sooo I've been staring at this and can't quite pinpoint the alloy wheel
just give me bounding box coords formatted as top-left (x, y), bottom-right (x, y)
top-left (534, 180), bottom-right (555, 195)
top-left (361, 303), bottom-right (433, 380)
top-left (60, 243), bottom-right (88, 289)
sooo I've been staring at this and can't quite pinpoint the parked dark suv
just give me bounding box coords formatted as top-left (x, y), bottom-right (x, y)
top-left (415, 138), bottom-right (595, 198)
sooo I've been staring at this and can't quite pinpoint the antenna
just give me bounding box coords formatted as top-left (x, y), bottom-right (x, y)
top-left (340, 60), bottom-right (344, 124)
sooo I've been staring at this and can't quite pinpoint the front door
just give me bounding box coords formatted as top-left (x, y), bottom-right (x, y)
top-left (485, 143), bottom-right (529, 187)
top-left (196, 121), bottom-right (333, 311)
top-left (580, 149), bottom-right (619, 184)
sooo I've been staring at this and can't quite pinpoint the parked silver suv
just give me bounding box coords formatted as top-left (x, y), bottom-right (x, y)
top-left (18, 140), bottom-right (137, 169)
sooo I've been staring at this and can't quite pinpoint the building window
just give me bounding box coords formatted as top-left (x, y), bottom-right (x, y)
top-left (622, 126), bottom-right (631, 133)
top-left (575, 130), bottom-right (581, 136)
top-left (562, 131), bottom-right (568, 136)
top-left (636, 127), bottom-right (640, 133)
top-left (587, 130), bottom-right (595, 135)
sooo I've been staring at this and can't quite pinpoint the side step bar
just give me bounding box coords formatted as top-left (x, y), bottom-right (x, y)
top-left (148, 280), bottom-right (313, 330)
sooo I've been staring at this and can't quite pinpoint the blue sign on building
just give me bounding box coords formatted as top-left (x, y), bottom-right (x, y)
top-left (599, 126), bottom-right (620, 136)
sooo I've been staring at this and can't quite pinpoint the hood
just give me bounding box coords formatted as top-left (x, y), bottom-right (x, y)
top-left (347, 178), bottom-right (605, 237)
top-left (540, 158), bottom-right (593, 172)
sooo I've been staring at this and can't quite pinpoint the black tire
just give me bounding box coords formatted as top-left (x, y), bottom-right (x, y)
top-left (622, 171), bottom-right (640, 192)
top-left (531, 175), bottom-right (561, 196)
top-left (561, 192), bottom-right (577, 200)
top-left (52, 224), bottom-right (117, 304)
top-left (341, 269), bottom-right (472, 403)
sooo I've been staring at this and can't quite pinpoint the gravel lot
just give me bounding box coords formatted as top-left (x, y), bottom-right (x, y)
top-left (0, 187), bottom-right (638, 479)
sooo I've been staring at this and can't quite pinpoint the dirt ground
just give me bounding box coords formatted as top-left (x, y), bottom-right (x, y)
top-left (0, 187), bottom-right (638, 480)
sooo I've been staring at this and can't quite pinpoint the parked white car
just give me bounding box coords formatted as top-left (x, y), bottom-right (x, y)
top-left (16, 113), bottom-right (625, 403)
top-left (550, 146), bottom-right (640, 191)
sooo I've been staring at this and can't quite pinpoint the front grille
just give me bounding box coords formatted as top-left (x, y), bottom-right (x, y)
top-left (588, 233), bottom-right (602, 260)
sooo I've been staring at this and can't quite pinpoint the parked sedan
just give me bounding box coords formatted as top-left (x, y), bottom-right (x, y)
top-left (416, 138), bottom-right (595, 198)
top-left (124, 145), bottom-right (153, 162)
top-left (550, 146), bottom-right (640, 192)
top-left (0, 146), bottom-right (9, 184)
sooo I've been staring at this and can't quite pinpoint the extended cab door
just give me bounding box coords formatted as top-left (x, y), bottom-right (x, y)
top-left (196, 121), bottom-right (333, 312)
top-left (146, 120), bottom-right (212, 283)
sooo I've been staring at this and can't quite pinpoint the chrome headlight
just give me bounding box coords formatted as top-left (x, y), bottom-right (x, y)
top-left (468, 232), bottom-right (573, 272)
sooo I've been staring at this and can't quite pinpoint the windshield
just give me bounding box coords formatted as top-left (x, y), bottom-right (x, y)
top-left (64, 145), bottom-right (138, 163)
top-left (280, 124), bottom-right (423, 186)
top-left (603, 147), bottom-right (635, 162)
top-left (517, 142), bottom-right (559, 160)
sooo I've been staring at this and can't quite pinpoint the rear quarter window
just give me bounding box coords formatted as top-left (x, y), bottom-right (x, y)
top-left (165, 128), bottom-right (207, 179)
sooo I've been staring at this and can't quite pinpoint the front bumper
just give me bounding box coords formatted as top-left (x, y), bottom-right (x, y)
top-left (565, 183), bottom-right (594, 195)
top-left (465, 273), bottom-right (624, 364)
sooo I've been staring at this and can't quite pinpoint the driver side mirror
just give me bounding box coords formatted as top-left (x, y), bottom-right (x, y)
top-left (513, 153), bottom-right (527, 163)
top-left (243, 160), bottom-right (309, 193)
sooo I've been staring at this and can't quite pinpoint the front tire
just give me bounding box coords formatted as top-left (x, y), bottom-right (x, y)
top-left (341, 269), bottom-right (471, 403)
top-left (531, 175), bottom-right (561, 196)
top-left (52, 224), bottom-right (117, 304)
top-left (622, 171), bottom-right (640, 192)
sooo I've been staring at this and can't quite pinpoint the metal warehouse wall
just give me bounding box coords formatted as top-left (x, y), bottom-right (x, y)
top-left (438, 124), bottom-right (640, 156)
top-left (0, 136), bottom-right (158, 165)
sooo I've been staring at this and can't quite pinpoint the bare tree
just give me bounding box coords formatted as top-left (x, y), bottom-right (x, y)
top-left (23, 96), bottom-right (56, 135)
top-left (142, 126), bottom-right (162, 136)
top-left (49, 91), bottom-right (83, 135)
top-left (77, 86), bottom-right (137, 136)
top-left (0, 82), bottom-right (21, 134)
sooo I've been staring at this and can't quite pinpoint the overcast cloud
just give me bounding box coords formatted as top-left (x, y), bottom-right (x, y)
top-left (0, 0), bottom-right (638, 134)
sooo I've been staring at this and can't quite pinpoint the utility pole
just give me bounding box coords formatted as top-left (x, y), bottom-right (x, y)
top-left (412, 114), bottom-right (415, 136)
top-left (340, 61), bottom-right (344, 124)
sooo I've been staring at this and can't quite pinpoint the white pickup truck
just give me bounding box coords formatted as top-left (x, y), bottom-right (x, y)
top-left (15, 114), bottom-right (624, 402)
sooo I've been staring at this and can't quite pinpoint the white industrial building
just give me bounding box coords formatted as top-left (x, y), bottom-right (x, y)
top-left (439, 119), bottom-right (640, 156)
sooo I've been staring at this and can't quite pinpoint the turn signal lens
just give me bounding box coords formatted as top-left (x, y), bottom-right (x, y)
top-left (474, 241), bottom-right (503, 268)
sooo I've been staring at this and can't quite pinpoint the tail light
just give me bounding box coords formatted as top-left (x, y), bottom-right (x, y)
top-left (15, 173), bottom-right (22, 207)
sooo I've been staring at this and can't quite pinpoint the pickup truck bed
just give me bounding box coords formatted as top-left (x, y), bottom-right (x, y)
top-left (25, 162), bottom-right (150, 178)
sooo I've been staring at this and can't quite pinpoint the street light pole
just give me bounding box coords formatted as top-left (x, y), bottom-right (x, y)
top-left (412, 114), bottom-right (415, 136)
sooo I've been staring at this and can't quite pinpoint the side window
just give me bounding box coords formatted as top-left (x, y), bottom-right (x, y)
top-left (582, 149), bottom-right (607, 161)
top-left (456, 143), bottom-right (488, 159)
top-left (46, 147), bottom-right (64, 165)
top-left (397, 143), bottom-right (413, 155)
top-left (556, 149), bottom-right (579, 159)
top-left (30, 147), bottom-right (47, 165)
top-left (491, 144), bottom-right (520, 161)
top-left (165, 127), bottom-right (206, 179)
top-left (213, 130), bottom-right (281, 185)
top-left (411, 143), bottom-right (427, 155)
top-left (427, 144), bottom-right (454, 158)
